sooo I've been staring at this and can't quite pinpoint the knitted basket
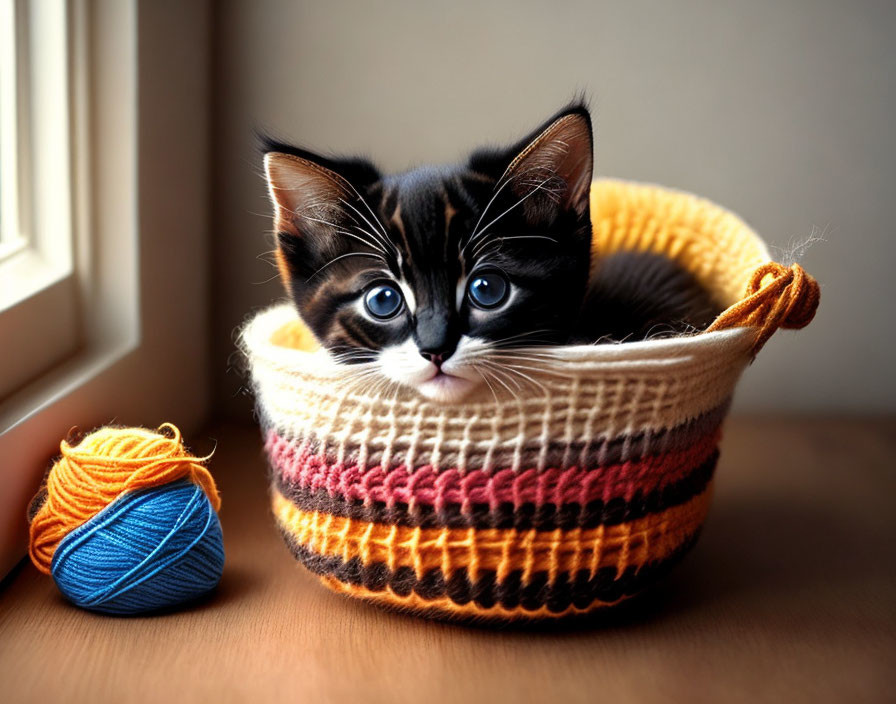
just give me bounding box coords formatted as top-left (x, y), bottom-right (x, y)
top-left (242, 180), bottom-right (819, 622)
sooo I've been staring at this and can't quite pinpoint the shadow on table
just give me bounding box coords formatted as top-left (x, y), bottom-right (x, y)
top-left (532, 492), bottom-right (884, 634)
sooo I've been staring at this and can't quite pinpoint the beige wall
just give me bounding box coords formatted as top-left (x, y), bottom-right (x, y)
top-left (212, 0), bottom-right (896, 415)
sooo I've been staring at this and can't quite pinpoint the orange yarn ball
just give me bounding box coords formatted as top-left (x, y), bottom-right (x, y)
top-left (29, 423), bottom-right (221, 575)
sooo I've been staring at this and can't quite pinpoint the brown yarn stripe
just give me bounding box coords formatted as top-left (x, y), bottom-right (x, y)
top-left (274, 487), bottom-right (710, 591)
top-left (281, 529), bottom-right (701, 615)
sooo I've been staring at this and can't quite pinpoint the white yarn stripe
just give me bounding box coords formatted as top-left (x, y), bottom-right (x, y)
top-left (243, 304), bottom-right (753, 471)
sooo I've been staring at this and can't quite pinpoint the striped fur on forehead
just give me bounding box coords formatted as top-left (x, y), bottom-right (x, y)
top-left (379, 170), bottom-right (476, 284)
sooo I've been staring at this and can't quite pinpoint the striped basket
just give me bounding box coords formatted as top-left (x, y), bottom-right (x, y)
top-left (242, 180), bottom-right (819, 622)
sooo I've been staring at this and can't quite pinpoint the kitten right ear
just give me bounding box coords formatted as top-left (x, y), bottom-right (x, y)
top-left (469, 103), bottom-right (594, 224)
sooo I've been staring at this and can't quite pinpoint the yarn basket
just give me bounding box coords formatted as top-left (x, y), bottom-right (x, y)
top-left (242, 179), bottom-right (820, 622)
top-left (28, 424), bottom-right (225, 615)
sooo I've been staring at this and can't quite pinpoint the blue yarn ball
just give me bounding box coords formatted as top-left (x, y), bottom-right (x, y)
top-left (51, 479), bottom-right (225, 614)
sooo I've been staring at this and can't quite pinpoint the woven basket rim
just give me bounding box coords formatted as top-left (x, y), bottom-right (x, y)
top-left (243, 302), bottom-right (756, 380)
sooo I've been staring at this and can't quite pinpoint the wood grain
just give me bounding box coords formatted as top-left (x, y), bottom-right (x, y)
top-left (1, 417), bottom-right (894, 704)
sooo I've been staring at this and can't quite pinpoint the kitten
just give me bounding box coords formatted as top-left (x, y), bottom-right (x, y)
top-left (262, 103), bottom-right (719, 402)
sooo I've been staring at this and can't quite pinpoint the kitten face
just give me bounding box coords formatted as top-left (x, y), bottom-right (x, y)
top-left (263, 104), bottom-right (594, 402)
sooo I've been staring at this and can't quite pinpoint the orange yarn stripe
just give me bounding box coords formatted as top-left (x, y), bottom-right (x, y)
top-left (273, 487), bottom-right (711, 581)
top-left (320, 576), bottom-right (631, 621)
top-left (29, 424), bottom-right (220, 574)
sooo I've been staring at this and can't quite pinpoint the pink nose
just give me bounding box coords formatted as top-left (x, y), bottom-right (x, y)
top-left (420, 351), bottom-right (445, 367)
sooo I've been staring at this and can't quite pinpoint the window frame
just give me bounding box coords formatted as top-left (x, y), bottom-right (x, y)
top-left (0, 0), bottom-right (211, 578)
top-left (0, 0), bottom-right (80, 400)
top-left (0, 0), bottom-right (26, 260)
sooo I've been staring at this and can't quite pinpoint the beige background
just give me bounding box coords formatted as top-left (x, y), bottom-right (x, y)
top-left (211, 0), bottom-right (896, 414)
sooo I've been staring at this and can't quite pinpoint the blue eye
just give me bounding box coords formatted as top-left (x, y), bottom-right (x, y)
top-left (467, 271), bottom-right (509, 309)
top-left (364, 283), bottom-right (403, 319)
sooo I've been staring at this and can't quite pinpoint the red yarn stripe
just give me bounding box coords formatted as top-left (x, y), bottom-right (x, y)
top-left (265, 429), bottom-right (720, 509)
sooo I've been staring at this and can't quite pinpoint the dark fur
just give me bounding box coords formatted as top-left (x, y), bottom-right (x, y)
top-left (262, 103), bottom-right (719, 362)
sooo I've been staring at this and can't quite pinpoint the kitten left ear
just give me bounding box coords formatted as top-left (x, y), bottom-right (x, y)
top-left (471, 106), bottom-right (594, 222)
top-left (261, 142), bottom-right (380, 229)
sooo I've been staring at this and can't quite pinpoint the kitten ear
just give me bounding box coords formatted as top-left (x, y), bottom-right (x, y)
top-left (262, 145), bottom-right (380, 237)
top-left (264, 152), bottom-right (340, 232)
top-left (471, 105), bottom-right (594, 222)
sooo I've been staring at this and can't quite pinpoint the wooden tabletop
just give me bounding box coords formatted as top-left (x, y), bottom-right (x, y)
top-left (1, 417), bottom-right (894, 703)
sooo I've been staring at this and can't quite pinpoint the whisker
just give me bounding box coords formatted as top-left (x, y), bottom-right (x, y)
top-left (462, 349), bottom-right (554, 364)
top-left (483, 359), bottom-right (548, 397)
top-left (481, 354), bottom-right (556, 368)
top-left (473, 328), bottom-right (557, 346)
top-left (298, 213), bottom-right (389, 256)
top-left (463, 176), bottom-right (516, 249)
top-left (498, 365), bottom-right (551, 391)
top-left (484, 364), bottom-right (526, 404)
top-left (337, 196), bottom-right (396, 252)
top-left (468, 366), bottom-right (499, 405)
top-left (462, 164), bottom-right (551, 249)
top-left (482, 362), bottom-right (523, 392)
top-left (305, 252), bottom-right (386, 282)
top-left (475, 177), bottom-right (556, 236)
top-left (333, 229), bottom-right (389, 254)
top-left (252, 272), bottom-right (285, 285)
top-left (462, 176), bottom-right (557, 257)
